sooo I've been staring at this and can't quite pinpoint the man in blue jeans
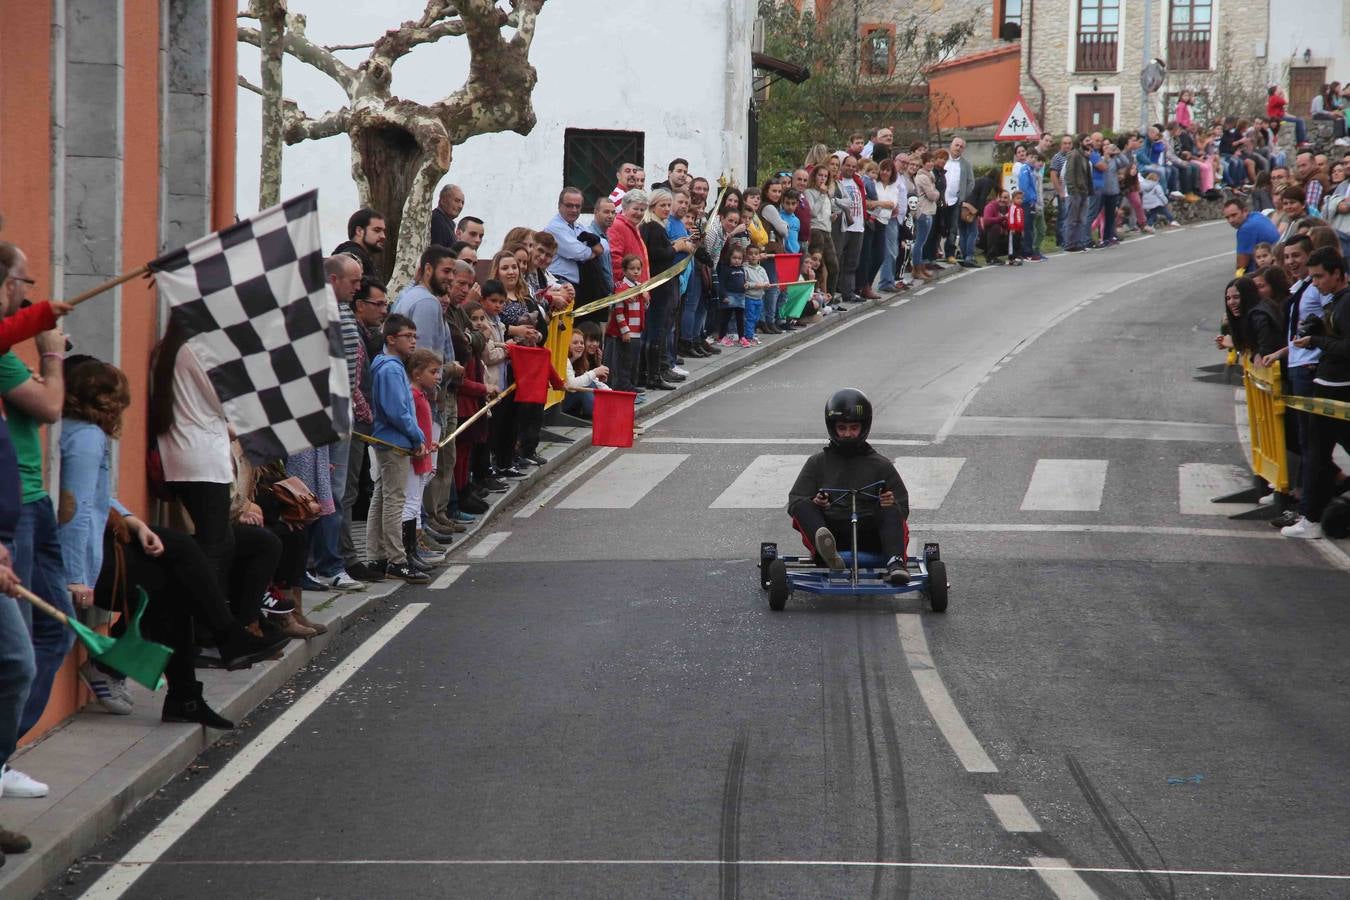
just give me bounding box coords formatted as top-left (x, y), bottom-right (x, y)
top-left (0, 244), bottom-right (72, 801)
top-left (0, 425), bottom-right (35, 861)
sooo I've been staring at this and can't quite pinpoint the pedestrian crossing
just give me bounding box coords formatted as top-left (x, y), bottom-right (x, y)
top-left (550, 453), bottom-right (1259, 518)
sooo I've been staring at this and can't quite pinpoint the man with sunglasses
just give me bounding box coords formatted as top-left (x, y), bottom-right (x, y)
top-left (343, 277), bottom-right (390, 582)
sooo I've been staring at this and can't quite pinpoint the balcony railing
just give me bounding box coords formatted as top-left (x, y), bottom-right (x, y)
top-left (1168, 29), bottom-right (1211, 71)
top-left (1075, 32), bottom-right (1118, 73)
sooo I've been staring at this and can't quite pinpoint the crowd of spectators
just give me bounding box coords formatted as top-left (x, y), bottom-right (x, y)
top-left (2, 80), bottom-right (1349, 862)
top-left (1219, 195), bottom-right (1350, 540)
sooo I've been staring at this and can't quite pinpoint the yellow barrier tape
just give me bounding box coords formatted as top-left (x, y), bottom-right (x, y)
top-left (1284, 394), bottom-right (1350, 422)
top-left (570, 256), bottom-right (691, 319)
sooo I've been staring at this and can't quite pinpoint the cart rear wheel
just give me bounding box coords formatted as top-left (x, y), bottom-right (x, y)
top-left (768, 559), bottom-right (789, 611)
top-left (927, 560), bottom-right (948, 613)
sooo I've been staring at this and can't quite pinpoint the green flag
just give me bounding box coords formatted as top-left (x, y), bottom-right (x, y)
top-left (18, 586), bottom-right (171, 690)
top-left (780, 282), bottom-right (815, 319)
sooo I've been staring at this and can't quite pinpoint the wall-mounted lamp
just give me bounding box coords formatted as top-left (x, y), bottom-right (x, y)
top-left (1304, 48), bottom-right (1313, 64)
top-left (1091, 77), bottom-right (1100, 91)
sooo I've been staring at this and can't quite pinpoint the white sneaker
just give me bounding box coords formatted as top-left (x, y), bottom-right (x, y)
top-left (1, 766), bottom-right (49, 798)
top-left (80, 662), bottom-right (133, 715)
top-left (333, 570), bottom-right (368, 592)
top-left (669, 365), bottom-right (689, 377)
top-left (1169, 190), bottom-right (1184, 199)
top-left (1280, 516), bottom-right (1324, 539)
top-left (1258, 493), bottom-right (1275, 506)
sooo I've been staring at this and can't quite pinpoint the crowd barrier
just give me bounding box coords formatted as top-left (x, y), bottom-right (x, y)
top-left (1222, 355), bottom-right (1350, 518)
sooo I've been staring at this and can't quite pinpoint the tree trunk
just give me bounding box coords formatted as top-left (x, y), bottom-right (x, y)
top-left (258, 0), bottom-right (287, 208)
top-left (349, 119), bottom-right (449, 292)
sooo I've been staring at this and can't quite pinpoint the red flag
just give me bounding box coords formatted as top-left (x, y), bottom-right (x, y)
top-left (768, 252), bottom-right (802, 282)
top-left (591, 390), bottom-right (636, 447)
top-left (506, 344), bottom-right (554, 403)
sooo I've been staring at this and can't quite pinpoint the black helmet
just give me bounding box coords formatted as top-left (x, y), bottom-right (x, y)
top-left (824, 388), bottom-right (872, 450)
top-left (1322, 494), bottom-right (1350, 539)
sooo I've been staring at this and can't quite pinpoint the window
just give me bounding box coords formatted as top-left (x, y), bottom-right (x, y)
top-left (861, 25), bottom-right (894, 76)
top-left (1168, 0), bottom-right (1212, 70)
top-left (1075, 0), bottom-right (1120, 73)
top-left (998, 0), bottom-right (1023, 40)
top-left (561, 129), bottom-right (644, 209)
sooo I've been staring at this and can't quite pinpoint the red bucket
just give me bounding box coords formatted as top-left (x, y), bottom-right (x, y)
top-left (591, 390), bottom-right (636, 447)
top-left (769, 252), bottom-right (802, 283)
top-left (506, 344), bottom-right (553, 403)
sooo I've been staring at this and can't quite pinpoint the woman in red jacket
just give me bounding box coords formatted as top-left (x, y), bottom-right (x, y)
top-left (606, 189), bottom-right (651, 391)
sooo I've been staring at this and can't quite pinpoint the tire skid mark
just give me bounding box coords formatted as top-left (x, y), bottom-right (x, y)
top-left (1066, 754), bottom-right (1175, 900)
top-left (718, 727), bottom-right (749, 900)
top-left (871, 665), bottom-right (914, 899)
top-left (855, 617), bottom-right (891, 900)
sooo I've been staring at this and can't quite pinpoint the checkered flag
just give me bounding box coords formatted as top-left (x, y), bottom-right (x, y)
top-left (150, 190), bottom-right (351, 464)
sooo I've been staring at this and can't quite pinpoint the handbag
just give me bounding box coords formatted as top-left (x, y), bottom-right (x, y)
top-left (960, 202), bottom-right (978, 224)
top-left (268, 476), bottom-right (322, 527)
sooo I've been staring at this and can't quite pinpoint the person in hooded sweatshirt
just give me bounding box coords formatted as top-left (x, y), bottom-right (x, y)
top-left (787, 389), bottom-right (912, 585)
top-left (365, 313), bottom-right (430, 584)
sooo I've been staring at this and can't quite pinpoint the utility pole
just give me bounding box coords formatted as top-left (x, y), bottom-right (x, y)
top-left (1140, 0), bottom-right (1153, 131)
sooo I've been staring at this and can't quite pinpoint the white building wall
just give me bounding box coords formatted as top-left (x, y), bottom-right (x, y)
top-left (1267, 0), bottom-right (1350, 85)
top-left (236, 0), bottom-right (755, 253)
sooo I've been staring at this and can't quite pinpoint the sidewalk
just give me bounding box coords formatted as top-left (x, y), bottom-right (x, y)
top-left (0, 272), bottom-right (963, 899)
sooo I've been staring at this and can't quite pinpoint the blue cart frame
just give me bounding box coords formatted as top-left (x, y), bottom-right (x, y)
top-left (758, 482), bottom-right (949, 612)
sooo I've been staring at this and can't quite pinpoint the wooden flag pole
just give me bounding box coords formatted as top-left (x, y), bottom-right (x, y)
top-left (352, 431), bottom-right (414, 456)
top-left (65, 264), bottom-right (152, 307)
top-left (438, 383), bottom-right (517, 449)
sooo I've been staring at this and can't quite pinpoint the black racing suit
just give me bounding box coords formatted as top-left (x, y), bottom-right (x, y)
top-left (787, 442), bottom-right (910, 560)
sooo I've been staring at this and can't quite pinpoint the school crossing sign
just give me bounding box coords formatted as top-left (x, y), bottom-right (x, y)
top-left (994, 95), bottom-right (1041, 142)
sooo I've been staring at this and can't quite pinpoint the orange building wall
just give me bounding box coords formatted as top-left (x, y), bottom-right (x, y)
top-left (120, 0), bottom-right (162, 518)
top-left (0, 5), bottom-right (53, 299)
top-left (928, 49), bottom-right (1021, 132)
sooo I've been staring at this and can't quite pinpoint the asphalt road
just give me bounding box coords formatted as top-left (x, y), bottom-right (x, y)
top-left (52, 225), bottom-right (1350, 899)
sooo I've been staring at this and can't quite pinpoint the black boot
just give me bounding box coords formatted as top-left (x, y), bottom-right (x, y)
top-left (402, 520), bottom-right (432, 573)
top-left (163, 681), bottom-right (235, 729)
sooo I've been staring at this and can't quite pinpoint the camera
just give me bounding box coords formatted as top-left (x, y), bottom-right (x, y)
top-left (1297, 315), bottom-right (1325, 338)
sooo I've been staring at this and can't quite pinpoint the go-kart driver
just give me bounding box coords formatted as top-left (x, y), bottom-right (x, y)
top-left (788, 389), bottom-right (912, 585)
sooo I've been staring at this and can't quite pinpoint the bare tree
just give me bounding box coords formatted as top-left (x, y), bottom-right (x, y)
top-left (238, 0), bottom-right (547, 289)
top-left (755, 0), bottom-right (974, 175)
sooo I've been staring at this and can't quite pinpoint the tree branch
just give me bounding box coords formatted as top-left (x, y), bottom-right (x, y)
top-left (364, 1), bottom-right (474, 72)
top-left (325, 41), bottom-right (376, 51)
top-left (237, 74), bottom-right (264, 96)
top-left (281, 103), bottom-right (350, 144)
top-left (237, 23), bottom-right (358, 96)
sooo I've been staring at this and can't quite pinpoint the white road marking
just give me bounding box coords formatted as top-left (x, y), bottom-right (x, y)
top-left (915, 286), bottom-right (933, 295)
top-left (1178, 463), bottom-right (1260, 515)
top-left (1192, 219), bottom-right (1228, 228)
top-left (1020, 459), bottom-right (1109, 511)
top-left (85, 858), bottom-right (1350, 881)
top-left (895, 614), bottom-right (998, 773)
top-left (951, 415), bottom-right (1233, 443)
top-left (467, 532), bottom-right (511, 559)
top-left (892, 457), bottom-right (966, 509)
top-left (429, 565), bottom-right (469, 590)
top-left (1310, 540), bottom-right (1350, 573)
top-left (1029, 856), bottom-right (1100, 899)
top-left (710, 455), bottom-right (808, 508)
top-left (88, 603), bottom-right (430, 897)
top-left (640, 437), bottom-right (929, 446)
top-left (984, 794), bottom-right (1042, 833)
top-left (934, 250), bottom-right (1233, 443)
top-left (917, 523), bottom-right (1282, 540)
top-left (556, 453), bottom-right (688, 509)
top-left (514, 446), bottom-right (615, 518)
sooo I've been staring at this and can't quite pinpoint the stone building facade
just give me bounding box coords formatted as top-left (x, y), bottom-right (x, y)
top-left (1020, 0), bottom-right (1273, 137)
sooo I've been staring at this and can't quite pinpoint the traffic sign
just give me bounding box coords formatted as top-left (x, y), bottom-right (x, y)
top-left (994, 95), bottom-right (1041, 142)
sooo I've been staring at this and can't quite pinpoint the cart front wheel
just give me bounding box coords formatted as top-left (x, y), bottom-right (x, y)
top-left (768, 559), bottom-right (789, 611)
top-left (927, 560), bottom-right (949, 613)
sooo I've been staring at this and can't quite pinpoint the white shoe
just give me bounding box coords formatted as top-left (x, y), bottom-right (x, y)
top-left (80, 662), bottom-right (133, 715)
top-left (1, 766), bottom-right (49, 798)
top-left (1258, 492), bottom-right (1275, 506)
top-left (1169, 190), bottom-right (1184, 199)
top-left (669, 365), bottom-right (689, 377)
top-left (1280, 516), bottom-right (1324, 539)
top-left (319, 571), bottom-right (367, 592)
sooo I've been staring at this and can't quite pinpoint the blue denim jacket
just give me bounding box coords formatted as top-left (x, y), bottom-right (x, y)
top-left (57, 418), bottom-right (130, 588)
